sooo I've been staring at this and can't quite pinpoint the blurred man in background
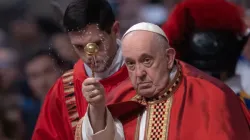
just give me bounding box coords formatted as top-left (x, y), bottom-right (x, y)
top-left (162, 0), bottom-right (248, 81)
top-left (0, 47), bottom-right (26, 139)
top-left (0, 47), bottom-right (20, 93)
top-left (23, 48), bottom-right (71, 139)
top-left (25, 48), bottom-right (69, 102)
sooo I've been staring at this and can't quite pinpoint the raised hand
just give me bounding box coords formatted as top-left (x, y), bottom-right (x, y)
top-left (82, 77), bottom-right (107, 133)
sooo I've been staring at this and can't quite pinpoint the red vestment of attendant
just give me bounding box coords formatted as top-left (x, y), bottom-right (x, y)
top-left (32, 60), bottom-right (135, 140)
top-left (107, 60), bottom-right (250, 140)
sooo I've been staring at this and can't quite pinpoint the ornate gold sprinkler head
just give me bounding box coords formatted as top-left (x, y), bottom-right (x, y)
top-left (84, 43), bottom-right (99, 77)
top-left (84, 43), bottom-right (99, 56)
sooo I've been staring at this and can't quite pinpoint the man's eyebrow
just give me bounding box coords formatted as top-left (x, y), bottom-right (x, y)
top-left (140, 53), bottom-right (153, 59)
top-left (137, 53), bottom-right (153, 62)
top-left (93, 39), bottom-right (101, 44)
top-left (72, 38), bottom-right (101, 47)
top-left (72, 44), bottom-right (84, 48)
top-left (125, 57), bottom-right (134, 62)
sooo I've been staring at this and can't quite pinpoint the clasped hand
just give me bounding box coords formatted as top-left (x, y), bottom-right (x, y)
top-left (82, 78), bottom-right (106, 109)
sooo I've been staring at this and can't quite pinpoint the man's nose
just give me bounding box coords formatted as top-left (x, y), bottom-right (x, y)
top-left (85, 55), bottom-right (94, 62)
top-left (41, 76), bottom-right (47, 85)
top-left (87, 56), bottom-right (92, 61)
top-left (135, 65), bottom-right (146, 78)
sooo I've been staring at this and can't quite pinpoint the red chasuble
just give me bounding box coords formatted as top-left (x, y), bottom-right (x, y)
top-left (32, 60), bottom-right (135, 140)
top-left (106, 60), bottom-right (250, 140)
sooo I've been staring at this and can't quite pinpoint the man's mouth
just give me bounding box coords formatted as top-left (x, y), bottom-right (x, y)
top-left (87, 61), bottom-right (100, 66)
top-left (138, 82), bottom-right (152, 89)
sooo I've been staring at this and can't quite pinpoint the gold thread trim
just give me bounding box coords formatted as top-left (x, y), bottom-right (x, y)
top-left (145, 105), bottom-right (153, 139)
top-left (74, 117), bottom-right (84, 140)
top-left (64, 88), bottom-right (75, 93)
top-left (62, 69), bottom-right (80, 135)
top-left (63, 76), bottom-right (74, 83)
top-left (144, 107), bottom-right (151, 140)
top-left (165, 96), bottom-right (173, 140)
top-left (66, 96), bottom-right (76, 104)
top-left (63, 70), bottom-right (74, 77)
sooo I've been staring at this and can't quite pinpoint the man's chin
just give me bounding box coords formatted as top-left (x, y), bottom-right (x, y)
top-left (141, 93), bottom-right (154, 98)
top-left (138, 88), bottom-right (155, 98)
top-left (94, 65), bottom-right (108, 73)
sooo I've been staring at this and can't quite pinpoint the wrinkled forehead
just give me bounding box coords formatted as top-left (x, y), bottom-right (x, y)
top-left (68, 24), bottom-right (107, 44)
top-left (27, 55), bottom-right (55, 69)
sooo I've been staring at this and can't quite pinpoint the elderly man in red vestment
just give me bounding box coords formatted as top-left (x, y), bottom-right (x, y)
top-left (75, 22), bottom-right (250, 140)
top-left (32, 0), bottom-right (135, 139)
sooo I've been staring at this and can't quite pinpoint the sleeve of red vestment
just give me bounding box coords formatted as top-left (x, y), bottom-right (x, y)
top-left (186, 78), bottom-right (250, 140)
top-left (32, 78), bottom-right (74, 140)
top-left (207, 86), bottom-right (250, 140)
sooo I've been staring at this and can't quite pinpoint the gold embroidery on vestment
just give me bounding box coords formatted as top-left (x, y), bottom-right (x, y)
top-left (145, 96), bottom-right (173, 140)
top-left (74, 117), bottom-right (84, 140)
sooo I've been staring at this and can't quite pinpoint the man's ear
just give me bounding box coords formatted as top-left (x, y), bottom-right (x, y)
top-left (111, 21), bottom-right (120, 38)
top-left (166, 48), bottom-right (176, 69)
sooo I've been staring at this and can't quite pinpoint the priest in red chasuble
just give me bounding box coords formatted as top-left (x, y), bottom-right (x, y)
top-left (32, 0), bottom-right (136, 140)
top-left (75, 22), bottom-right (250, 140)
